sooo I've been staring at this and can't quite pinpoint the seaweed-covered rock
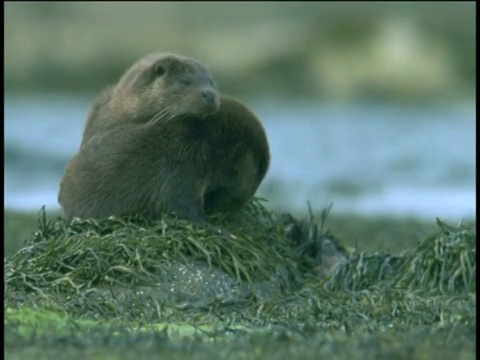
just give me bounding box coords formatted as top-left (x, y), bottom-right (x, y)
top-left (4, 199), bottom-right (475, 325)
top-left (325, 218), bottom-right (475, 294)
top-left (325, 251), bottom-right (406, 291)
top-left (5, 199), bottom-right (310, 305)
top-left (4, 201), bottom-right (477, 359)
top-left (394, 218), bottom-right (475, 294)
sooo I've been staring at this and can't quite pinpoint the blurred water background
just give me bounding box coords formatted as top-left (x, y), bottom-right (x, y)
top-left (4, 2), bottom-right (476, 221)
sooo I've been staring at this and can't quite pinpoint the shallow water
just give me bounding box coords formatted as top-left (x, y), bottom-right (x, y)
top-left (4, 93), bottom-right (476, 220)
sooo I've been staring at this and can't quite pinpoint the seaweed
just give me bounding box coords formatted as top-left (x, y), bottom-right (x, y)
top-left (4, 199), bottom-right (476, 359)
top-left (394, 218), bottom-right (476, 294)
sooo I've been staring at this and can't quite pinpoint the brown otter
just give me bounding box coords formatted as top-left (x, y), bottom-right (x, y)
top-left (58, 53), bottom-right (270, 222)
top-left (80, 53), bottom-right (220, 148)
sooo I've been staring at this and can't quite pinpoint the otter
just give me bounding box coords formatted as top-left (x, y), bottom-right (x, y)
top-left (80, 53), bottom-right (220, 148)
top-left (58, 53), bottom-right (270, 223)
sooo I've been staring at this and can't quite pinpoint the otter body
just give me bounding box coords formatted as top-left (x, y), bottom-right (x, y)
top-left (58, 53), bottom-right (270, 222)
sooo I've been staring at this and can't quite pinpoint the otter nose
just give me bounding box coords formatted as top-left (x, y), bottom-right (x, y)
top-left (202, 89), bottom-right (216, 104)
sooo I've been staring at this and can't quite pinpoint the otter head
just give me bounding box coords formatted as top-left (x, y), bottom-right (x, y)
top-left (112, 53), bottom-right (220, 123)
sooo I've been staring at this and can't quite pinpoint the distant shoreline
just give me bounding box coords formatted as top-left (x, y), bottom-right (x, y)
top-left (5, 2), bottom-right (475, 103)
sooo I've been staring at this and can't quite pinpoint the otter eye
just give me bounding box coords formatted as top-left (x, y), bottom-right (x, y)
top-left (154, 63), bottom-right (166, 77)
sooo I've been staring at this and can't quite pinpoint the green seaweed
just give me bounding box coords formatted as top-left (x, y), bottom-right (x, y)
top-left (4, 200), bottom-right (476, 359)
top-left (394, 218), bottom-right (476, 294)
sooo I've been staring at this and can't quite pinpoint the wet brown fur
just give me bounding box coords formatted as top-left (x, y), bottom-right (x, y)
top-left (80, 53), bottom-right (221, 148)
top-left (58, 54), bottom-right (270, 222)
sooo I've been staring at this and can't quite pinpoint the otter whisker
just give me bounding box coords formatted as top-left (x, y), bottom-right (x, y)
top-left (162, 111), bottom-right (177, 124)
top-left (149, 108), bottom-right (171, 126)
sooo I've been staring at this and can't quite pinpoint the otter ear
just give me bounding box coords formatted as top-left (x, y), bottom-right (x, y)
top-left (154, 63), bottom-right (166, 77)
